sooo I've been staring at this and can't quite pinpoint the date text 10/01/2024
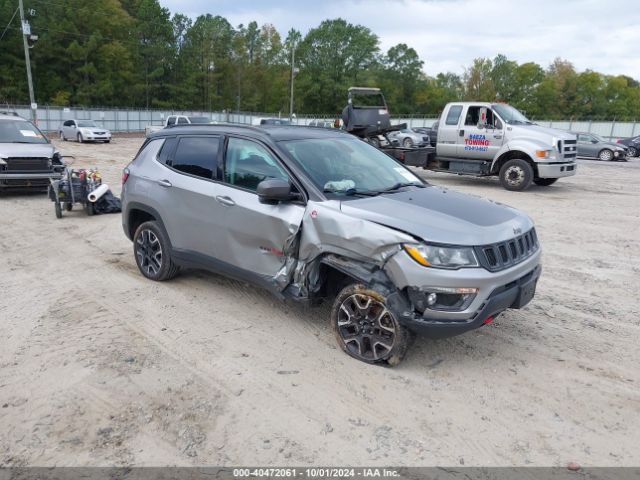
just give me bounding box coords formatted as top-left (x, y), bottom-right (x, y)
top-left (232, 468), bottom-right (400, 478)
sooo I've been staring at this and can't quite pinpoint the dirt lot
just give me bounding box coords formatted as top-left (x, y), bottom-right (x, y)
top-left (1, 135), bottom-right (639, 467)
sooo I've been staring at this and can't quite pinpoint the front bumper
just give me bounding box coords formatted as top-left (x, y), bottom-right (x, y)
top-left (384, 248), bottom-right (542, 338)
top-left (536, 161), bottom-right (577, 178)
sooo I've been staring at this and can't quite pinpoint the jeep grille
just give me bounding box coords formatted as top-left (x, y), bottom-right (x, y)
top-left (475, 228), bottom-right (539, 272)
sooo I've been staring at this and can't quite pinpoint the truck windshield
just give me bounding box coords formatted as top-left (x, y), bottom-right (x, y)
top-left (280, 137), bottom-right (425, 196)
top-left (492, 104), bottom-right (533, 125)
top-left (0, 120), bottom-right (49, 144)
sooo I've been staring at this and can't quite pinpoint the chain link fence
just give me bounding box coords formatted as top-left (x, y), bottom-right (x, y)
top-left (4, 105), bottom-right (640, 141)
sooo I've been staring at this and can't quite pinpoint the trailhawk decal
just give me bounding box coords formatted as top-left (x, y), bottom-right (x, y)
top-left (464, 134), bottom-right (489, 152)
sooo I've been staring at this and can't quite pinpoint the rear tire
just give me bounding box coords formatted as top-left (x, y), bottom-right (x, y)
top-left (331, 283), bottom-right (411, 366)
top-left (533, 178), bottom-right (558, 187)
top-left (133, 221), bottom-right (180, 281)
top-left (499, 159), bottom-right (533, 191)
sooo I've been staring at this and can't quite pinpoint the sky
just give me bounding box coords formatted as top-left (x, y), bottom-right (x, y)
top-left (158, 0), bottom-right (640, 80)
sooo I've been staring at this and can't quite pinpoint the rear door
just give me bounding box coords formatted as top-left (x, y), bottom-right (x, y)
top-left (208, 136), bottom-right (306, 282)
top-left (155, 134), bottom-right (223, 258)
top-left (63, 120), bottom-right (76, 139)
top-left (456, 105), bottom-right (504, 159)
top-left (436, 105), bottom-right (463, 157)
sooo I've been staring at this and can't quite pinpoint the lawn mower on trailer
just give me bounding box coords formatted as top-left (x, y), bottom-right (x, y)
top-left (48, 167), bottom-right (107, 218)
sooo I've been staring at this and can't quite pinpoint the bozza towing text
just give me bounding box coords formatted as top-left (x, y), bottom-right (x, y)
top-left (122, 124), bottom-right (541, 366)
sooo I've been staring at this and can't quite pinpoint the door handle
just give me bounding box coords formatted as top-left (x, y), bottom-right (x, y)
top-left (459, 129), bottom-right (465, 137)
top-left (216, 195), bottom-right (235, 207)
top-left (157, 179), bottom-right (172, 188)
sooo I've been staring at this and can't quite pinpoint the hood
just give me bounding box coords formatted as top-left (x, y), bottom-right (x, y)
top-left (340, 186), bottom-right (533, 246)
top-left (0, 142), bottom-right (55, 158)
top-left (603, 142), bottom-right (626, 151)
top-left (516, 124), bottom-right (575, 140)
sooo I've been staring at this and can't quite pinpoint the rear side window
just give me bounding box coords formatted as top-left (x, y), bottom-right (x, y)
top-left (177, 117), bottom-right (189, 125)
top-left (168, 136), bottom-right (219, 179)
top-left (445, 105), bottom-right (463, 126)
top-left (166, 116), bottom-right (176, 126)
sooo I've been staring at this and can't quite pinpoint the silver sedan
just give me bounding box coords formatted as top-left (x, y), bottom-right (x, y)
top-left (388, 128), bottom-right (430, 148)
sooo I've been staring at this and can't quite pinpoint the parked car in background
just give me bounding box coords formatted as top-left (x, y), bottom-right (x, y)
top-left (388, 128), bottom-right (430, 148)
top-left (145, 115), bottom-right (214, 137)
top-left (616, 135), bottom-right (640, 157)
top-left (428, 120), bottom-right (439, 146)
top-left (572, 132), bottom-right (628, 161)
top-left (308, 119), bottom-right (333, 128)
top-left (59, 119), bottom-right (112, 143)
top-left (122, 124), bottom-right (541, 366)
top-left (258, 118), bottom-right (291, 126)
top-left (1, 113), bottom-right (65, 190)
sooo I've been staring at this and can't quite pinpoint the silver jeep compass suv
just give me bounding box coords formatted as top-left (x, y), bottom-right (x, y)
top-left (122, 125), bottom-right (541, 366)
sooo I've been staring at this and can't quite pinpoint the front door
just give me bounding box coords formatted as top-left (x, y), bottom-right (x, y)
top-left (210, 136), bottom-right (306, 283)
top-left (456, 105), bottom-right (505, 159)
top-left (577, 133), bottom-right (597, 158)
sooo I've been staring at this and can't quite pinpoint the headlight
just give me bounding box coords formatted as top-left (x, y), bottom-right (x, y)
top-left (81, 129), bottom-right (92, 135)
top-left (404, 244), bottom-right (479, 269)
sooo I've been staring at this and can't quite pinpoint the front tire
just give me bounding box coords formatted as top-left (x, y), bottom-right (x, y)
top-left (533, 177), bottom-right (558, 187)
top-left (598, 149), bottom-right (613, 161)
top-left (77, 133), bottom-right (83, 143)
top-left (133, 221), bottom-right (180, 281)
top-left (499, 159), bottom-right (533, 191)
top-left (627, 146), bottom-right (637, 157)
top-left (331, 284), bottom-right (411, 366)
top-left (403, 137), bottom-right (413, 148)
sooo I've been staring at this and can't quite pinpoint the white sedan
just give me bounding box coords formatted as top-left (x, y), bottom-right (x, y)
top-left (59, 119), bottom-right (112, 143)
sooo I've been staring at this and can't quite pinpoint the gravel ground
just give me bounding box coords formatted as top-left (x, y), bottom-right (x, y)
top-left (1, 135), bottom-right (639, 467)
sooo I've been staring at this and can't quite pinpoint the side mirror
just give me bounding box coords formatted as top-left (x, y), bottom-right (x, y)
top-left (257, 178), bottom-right (294, 204)
top-left (592, 139), bottom-right (598, 144)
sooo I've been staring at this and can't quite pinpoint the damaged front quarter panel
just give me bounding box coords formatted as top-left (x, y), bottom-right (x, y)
top-left (286, 200), bottom-right (416, 301)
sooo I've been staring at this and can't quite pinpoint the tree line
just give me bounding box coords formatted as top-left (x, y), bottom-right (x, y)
top-left (1, 0), bottom-right (639, 120)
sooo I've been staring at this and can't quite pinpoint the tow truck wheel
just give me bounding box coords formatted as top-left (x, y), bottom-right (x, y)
top-left (598, 149), bottom-right (613, 161)
top-left (499, 159), bottom-right (533, 191)
top-left (533, 178), bottom-right (558, 187)
top-left (331, 284), bottom-right (411, 366)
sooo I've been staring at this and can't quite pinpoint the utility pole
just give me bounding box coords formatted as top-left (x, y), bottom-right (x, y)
top-left (289, 40), bottom-right (296, 121)
top-left (18, 0), bottom-right (37, 123)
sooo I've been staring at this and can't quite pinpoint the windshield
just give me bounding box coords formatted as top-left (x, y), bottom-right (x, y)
top-left (77, 120), bottom-right (98, 127)
top-left (188, 116), bottom-right (210, 124)
top-left (492, 104), bottom-right (532, 125)
top-left (591, 133), bottom-right (605, 142)
top-left (0, 120), bottom-right (49, 144)
top-left (280, 137), bottom-right (424, 196)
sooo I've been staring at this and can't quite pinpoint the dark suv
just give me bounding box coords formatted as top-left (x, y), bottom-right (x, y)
top-left (122, 125), bottom-right (541, 365)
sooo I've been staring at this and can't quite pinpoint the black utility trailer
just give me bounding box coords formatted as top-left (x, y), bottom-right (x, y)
top-left (48, 168), bottom-right (102, 218)
top-left (341, 87), bottom-right (434, 167)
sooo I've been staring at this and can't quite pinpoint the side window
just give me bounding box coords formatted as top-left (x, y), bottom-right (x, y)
top-left (177, 117), bottom-right (189, 125)
top-left (63, 120), bottom-right (71, 127)
top-left (494, 117), bottom-right (503, 130)
top-left (166, 116), bottom-right (176, 126)
top-left (224, 137), bottom-right (289, 192)
top-left (445, 106), bottom-right (463, 126)
top-left (156, 137), bottom-right (177, 165)
top-left (168, 136), bottom-right (219, 179)
top-left (578, 134), bottom-right (589, 142)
